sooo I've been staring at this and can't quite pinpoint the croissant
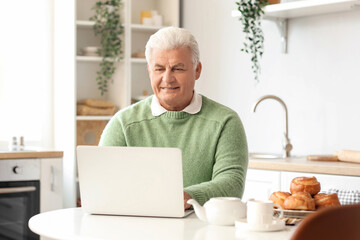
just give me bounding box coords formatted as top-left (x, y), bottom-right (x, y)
top-left (290, 176), bottom-right (321, 196)
top-left (269, 191), bottom-right (291, 209)
top-left (283, 192), bottom-right (316, 211)
top-left (314, 193), bottom-right (341, 209)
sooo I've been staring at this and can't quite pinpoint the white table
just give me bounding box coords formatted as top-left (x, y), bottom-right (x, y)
top-left (29, 208), bottom-right (295, 240)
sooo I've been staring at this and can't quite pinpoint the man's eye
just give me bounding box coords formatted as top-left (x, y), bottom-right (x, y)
top-left (174, 68), bottom-right (184, 71)
top-left (155, 68), bottom-right (164, 71)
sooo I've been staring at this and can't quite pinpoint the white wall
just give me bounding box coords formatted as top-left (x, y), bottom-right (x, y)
top-left (0, 0), bottom-right (53, 149)
top-left (183, 0), bottom-right (360, 156)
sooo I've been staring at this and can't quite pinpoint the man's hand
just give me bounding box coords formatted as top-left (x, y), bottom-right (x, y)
top-left (184, 191), bottom-right (192, 210)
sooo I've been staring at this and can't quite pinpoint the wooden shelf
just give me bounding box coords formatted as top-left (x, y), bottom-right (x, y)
top-left (76, 116), bottom-right (113, 121)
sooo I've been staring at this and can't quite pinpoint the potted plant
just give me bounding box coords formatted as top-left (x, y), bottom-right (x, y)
top-left (235, 0), bottom-right (269, 83)
top-left (90, 0), bottom-right (124, 95)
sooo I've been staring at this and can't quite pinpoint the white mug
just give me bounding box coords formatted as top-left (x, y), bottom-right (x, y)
top-left (247, 200), bottom-right (283, 225)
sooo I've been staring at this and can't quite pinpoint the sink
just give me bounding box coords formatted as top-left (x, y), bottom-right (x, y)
top-left (249, 153), bottom-right (283, 159)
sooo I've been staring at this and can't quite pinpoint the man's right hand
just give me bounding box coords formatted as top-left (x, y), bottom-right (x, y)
top-left (184, 191), bottom-right (192, 210)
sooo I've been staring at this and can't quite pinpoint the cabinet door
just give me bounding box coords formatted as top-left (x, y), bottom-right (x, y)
top-left (281, 171), bottom-right (360, 192)
top-left (243, 169), bottom-right (281, 201)
top-left (40, 158), bottom-right (63, 212)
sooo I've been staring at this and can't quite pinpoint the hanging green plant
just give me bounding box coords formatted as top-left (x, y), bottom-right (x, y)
top-left (90, 0), bottom-right (124, 95)
top-left (236, 0), bottom-right (268, 82)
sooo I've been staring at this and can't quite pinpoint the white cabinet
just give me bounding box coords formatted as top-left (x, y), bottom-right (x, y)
top-left (40, 157), bottom-right (63, 240)
top-left (244, 169), bottom-right (360, 200)
top-left (243, 169), bottom-right (281, 201)
top-left (280, 171), bottom-right (360, 193)
top-left (40, 158), bottom-right (63, 213)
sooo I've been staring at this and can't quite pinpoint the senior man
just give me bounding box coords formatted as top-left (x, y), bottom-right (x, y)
top-left (99, 27), bottom-right (248, 209)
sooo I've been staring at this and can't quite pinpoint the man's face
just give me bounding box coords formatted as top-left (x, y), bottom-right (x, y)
top-left (147, 47), bottom-right (202, 111)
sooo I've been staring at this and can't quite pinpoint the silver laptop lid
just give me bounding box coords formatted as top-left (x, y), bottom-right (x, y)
top-left (76, 146), bottom-right (185, 217)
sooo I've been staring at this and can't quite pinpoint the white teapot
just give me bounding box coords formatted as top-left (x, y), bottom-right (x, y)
top-left (187, 197), bottom-right (247, 226)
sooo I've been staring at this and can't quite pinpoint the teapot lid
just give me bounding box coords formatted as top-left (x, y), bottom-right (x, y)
top-left (210, 197), bottom-right (242, 202)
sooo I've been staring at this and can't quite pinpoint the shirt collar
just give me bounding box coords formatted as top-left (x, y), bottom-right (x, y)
top-left (151, 91), bottom-right (202, 116)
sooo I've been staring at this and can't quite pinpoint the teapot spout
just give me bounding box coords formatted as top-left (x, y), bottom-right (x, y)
top-left (187, 199), bottom-right (207, 222)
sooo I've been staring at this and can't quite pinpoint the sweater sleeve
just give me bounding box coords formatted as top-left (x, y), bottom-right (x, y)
top-left (98, 114), bottom-right (127, 146)
top-left (184, 113), bottom-right (248, 205)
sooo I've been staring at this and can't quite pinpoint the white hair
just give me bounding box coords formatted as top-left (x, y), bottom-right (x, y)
top-left (145, 27), bottom-right (200, 69)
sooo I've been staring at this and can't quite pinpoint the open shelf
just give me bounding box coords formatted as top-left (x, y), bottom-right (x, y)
top-left (264, 0), bottom-right (360, 19)
top-left (232, 0), bottom-right (360, 53)
top-left (76, 56), bottom-right (124, 62)
top-left (232, 0), bottom-right (360, 19)
top-left (264, 0), bottom-right (360, 18)
top-left (131, 58), bottom-right (147, 63)
top-left (76, 20), bottom-right (95, 28)
top-left (131, 24), bottom-right (163, 32)
top-left (76, 56), bottom-right (101, 62)
top-left (76, 116), bottom-right (113, 121)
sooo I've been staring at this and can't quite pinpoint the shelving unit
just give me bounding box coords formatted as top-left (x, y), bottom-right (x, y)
top-left (232, 0), bottom-right (360, 53)
top-left (69, 0), bottom-right (180, 207)
top-left (53, 0), bottom-right (180, 208)
top-left (126, 0), bottom-right (180, 104)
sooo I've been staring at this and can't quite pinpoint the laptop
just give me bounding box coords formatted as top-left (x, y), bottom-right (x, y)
top-left (76, 145), bottom-right (193, 218)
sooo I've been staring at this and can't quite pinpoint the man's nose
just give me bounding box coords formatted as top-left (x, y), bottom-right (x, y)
top-left (163, 69), bottom-right (174, 83)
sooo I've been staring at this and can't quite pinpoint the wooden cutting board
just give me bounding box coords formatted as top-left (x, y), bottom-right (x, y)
top-left (307, 155), bottom-right (339, 162)
top-left (308, 150), bottom-right (360, 164)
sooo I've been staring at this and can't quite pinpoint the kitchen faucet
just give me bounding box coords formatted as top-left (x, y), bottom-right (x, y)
top-left (252, 95), bottom-right (293, 158)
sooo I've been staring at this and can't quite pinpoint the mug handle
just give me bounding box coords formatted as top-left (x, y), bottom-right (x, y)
top-left (273, 204), bottom-right (284, 218)
top-left (243, 198), bottom-right (255, 218)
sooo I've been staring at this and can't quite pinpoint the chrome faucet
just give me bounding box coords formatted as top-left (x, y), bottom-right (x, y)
top-left (252, 95), bottom-right (293, 158)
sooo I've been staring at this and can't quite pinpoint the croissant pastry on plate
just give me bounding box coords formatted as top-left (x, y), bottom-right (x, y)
top-left (284, 192), bottom-right (316, 211)
top-left (290, 176), bottom-right (321, 196)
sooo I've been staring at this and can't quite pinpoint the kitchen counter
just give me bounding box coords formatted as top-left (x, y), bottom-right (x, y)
top-left (249, 156), bottom-right (360, 177)
top-left (29, 208), bottom-right (295, 240)
top-left (0, 148), bottom-right (63, 159)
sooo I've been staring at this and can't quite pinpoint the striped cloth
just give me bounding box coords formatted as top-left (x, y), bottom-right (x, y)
top-left (326, 188), bottom-right (360, 205)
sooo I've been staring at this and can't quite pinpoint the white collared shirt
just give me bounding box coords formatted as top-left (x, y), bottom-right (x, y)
top-left (151, 91), bottom-right (202, 116)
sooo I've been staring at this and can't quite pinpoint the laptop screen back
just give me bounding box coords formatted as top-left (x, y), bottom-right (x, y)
top-left (77, 146), bottom-right (185, 217)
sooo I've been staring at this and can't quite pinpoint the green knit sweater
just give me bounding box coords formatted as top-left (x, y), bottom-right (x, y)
top-left (99, 95), bottom-right (248, 205)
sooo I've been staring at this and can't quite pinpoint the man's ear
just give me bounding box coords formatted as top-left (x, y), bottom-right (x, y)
top-left (195, 62), bottom-right (202, 80)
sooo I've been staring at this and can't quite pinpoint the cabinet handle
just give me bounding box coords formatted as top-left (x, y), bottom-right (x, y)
top-left (0, 186), bottom-right (36, 194)
top-left (51, 166), bottom-right (55, 192)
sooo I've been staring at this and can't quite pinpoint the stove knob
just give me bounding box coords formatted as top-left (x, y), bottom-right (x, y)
top-left (13, 166), bottom-right (22, 174)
